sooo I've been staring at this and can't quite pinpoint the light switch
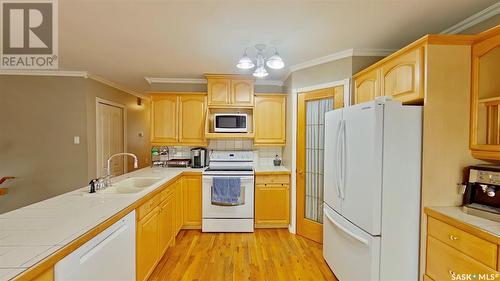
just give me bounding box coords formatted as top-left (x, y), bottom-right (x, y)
top-left (73, 136), bottom-right (80, 144)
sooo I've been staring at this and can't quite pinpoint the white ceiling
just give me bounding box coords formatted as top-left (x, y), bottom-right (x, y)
top-left (58, 0), bottom-right (498, 92)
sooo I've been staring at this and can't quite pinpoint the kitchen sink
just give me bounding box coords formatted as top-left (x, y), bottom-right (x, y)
top-left (97, 177), bottom-right (162, 194)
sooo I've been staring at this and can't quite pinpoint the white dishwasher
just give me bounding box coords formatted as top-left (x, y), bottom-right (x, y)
top-left (55, 210), bottom-right (136, 281)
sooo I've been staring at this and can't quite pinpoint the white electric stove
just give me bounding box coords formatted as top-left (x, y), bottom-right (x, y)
top-left (202, 151), bottom-right (254, 232)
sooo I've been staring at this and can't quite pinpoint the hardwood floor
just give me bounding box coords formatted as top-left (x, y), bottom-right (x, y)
top-left (148, 229), bottom-right (338, 281)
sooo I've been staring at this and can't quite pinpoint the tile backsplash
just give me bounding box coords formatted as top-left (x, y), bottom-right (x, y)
top-left (208, 139), bottom-right (253, 151)
top-left (153, 140), bottom-right (284, 166)
top-left (208, 139), bottom-right (283, 166)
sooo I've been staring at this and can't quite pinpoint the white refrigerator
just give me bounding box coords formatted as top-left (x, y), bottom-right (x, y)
top-left (323, 98), bottom-right (422, 281)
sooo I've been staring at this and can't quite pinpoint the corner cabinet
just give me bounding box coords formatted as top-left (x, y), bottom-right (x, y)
top-left (206, 75), bottom-right (254, 107)
top-left (254, 94), bottom-right (286, 146)
top-left (150, 93), bottom-right (207, 146)
top-left (470, 26), bottom-right (500, 161)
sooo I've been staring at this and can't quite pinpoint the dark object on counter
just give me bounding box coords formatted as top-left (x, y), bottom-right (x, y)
top-left (166, 159), bottom-right (191, 168)
top-left (89, 179), bottom-right (97, 193)
top-left (273, 154), bottom-right (282, 166)
top-left (462, 165), bottom-right (500, 222)
top-left (191, 147), bottom-right (208, 168)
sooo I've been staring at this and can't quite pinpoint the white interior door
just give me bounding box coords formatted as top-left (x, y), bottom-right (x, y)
top-left (341, 102), bottom-right (383, 235)
top-left (324, 109), bottom-right (343, 213)
top-left (97, 102), bottom-right (125, 177)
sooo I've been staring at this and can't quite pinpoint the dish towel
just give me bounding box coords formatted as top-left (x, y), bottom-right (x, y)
top-left (212, 177), bottom-right (241, 205)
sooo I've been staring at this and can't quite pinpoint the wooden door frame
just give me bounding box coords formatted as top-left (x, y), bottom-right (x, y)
top-left (290, 79), bottom-right (350, 240)
top-left (95, 98), bottom-right (127, 176)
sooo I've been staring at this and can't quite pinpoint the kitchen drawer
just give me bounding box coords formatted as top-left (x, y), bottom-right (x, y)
top-left (160, 183), bottom-right (174, 202)
top-left (428, 217), bottom-right (497, 268)
top-left (255, 174), bottom-right (290, 185)
top-left (138, 193), bottom-right (161, 220)
top-left (426, 236), bottom-right (498, 281)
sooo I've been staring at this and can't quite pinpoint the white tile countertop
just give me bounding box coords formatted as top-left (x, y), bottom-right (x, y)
top-left (254, 165), bottom-right (291, 174)
top-left (0, 167), bottom-right (203, 281)
top-left (427, 206), bottom-right (500, 237)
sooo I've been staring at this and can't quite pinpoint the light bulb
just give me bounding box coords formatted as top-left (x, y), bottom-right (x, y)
top-left (253, 66), bottom-right (269, 78)
top-left (236, 53), bottom-right (255, 69)
top-left (266, 54), bottom-right (284, 69)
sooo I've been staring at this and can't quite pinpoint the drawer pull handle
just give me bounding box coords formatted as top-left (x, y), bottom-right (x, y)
top-left (449, 235), bottom-right (459, 241)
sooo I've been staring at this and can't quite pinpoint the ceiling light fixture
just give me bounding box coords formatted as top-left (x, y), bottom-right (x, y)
top-left (236, 44), bottom-right (284, 78)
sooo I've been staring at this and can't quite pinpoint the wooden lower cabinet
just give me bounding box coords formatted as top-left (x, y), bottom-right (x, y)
top-left (183, 175), bottom-right (202, 228)
top-left (137, 206), bottom-right (160, 281)
top-left (136, 174), bottom-right (201, 280)
top-left (426, 236), bottom-right (498, 281)
top-left (174, 179), bottom-right (183, 233)
top-left (158, 193), bottom-right (175, 258)
top-left (425, 209), bottom-right (500, 281)
top-left (254, 174), bottom-right (290, 228)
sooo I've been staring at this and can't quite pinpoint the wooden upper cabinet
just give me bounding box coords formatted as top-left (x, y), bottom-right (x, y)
top-left (151, 95), bottom-right (178, 143)
top-left (381, 46), bottom-right (424, 104)
top-left (354, 68), bottom-right (381, 104)
top-left (179, 95), bottom-right (206, 144)
top-left (231, 79), bottom-right (254, 106)
top-left (254, 94), bottom-right (286, 145)
top-left (470, 26), bottom-right (500, 161)
top-left (333, 86), bottom-right (345, 109)
top-left (206, 75), bottom-right (254, 107)
top-left (207, 78), bottom-right (230, 105)
top-left (150, 93), bottom-right (207, 146)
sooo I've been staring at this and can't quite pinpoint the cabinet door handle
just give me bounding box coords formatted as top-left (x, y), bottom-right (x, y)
top-left (449, 235), bottom-right (459, 241)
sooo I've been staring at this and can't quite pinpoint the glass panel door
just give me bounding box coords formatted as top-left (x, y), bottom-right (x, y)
top-left (305, 98), bottom-right (333, 223)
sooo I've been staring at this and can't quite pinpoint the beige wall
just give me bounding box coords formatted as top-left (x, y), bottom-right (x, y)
top-left (0, 76), bottom-right (89, 213)
top-left (0, 76), bottom-right (150, 214)
top-left (85, 79), bottom-right (150, 179)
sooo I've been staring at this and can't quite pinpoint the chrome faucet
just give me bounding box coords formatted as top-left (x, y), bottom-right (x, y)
top-left (104, 153), bottom-right (139, 187)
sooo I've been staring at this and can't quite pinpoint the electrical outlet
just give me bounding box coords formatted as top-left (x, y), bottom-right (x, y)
top-left (73, 136), bottom-right (80, 144)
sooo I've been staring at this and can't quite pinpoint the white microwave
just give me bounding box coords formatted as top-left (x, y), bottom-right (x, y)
top-left (214, 113), bottom-right (248, 133)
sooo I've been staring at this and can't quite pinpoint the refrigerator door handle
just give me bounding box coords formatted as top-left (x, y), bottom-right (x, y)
top-left (341, 119), bottom-right (347, 200)
top-left (335, 121), bottom-right (343, 197)
top-left (325, 211), bottom-right (368, 246)
top-left (338, 120), bottom-right (346, 199)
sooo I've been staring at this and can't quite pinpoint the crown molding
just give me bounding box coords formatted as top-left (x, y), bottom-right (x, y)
top-left (145, 77), bottom-right (207, 84)
top-left (0, 70), bottom-right (88, 77)
top-left (89, 74), bottom-right (149, 100)
top-left (288, 48), bottom-right (394, 74)
top-left (145, 77), bottom-right (284, 87)
top-left (441, 2), bottom-right (500, 34)
top-left (352, 49), bottom-right (395, 57)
